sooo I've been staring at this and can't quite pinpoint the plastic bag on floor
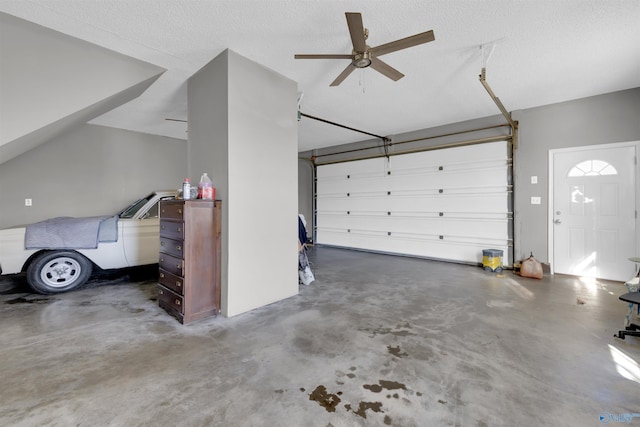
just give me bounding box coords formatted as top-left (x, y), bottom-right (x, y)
top-left (298, 248), bottom-right (314, 285)
top-left (299, 249), bottom-right (310, 269)
top-left (299, 265), bottom-right (315, 285)
top-left (520, 253), bottom-right (543, 279)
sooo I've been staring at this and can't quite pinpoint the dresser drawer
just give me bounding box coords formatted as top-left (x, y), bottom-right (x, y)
top-left (160, 203), bottom-right (184, 220)
top-left (159, 236), bottom-right (184, 258)
top-left (159, 269), bottom-right (185, 295)
top-left (157, 286), bottom-right (184, 314)
top-left (159, 253), bottom-right (184, 277)
top-left (160, 220), bottom-right (184, 240)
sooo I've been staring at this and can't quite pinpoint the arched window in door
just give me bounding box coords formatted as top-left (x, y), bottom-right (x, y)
top-left (568, 160), bottom-right (618, 177)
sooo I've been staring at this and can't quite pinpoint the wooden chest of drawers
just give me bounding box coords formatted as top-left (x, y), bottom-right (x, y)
top-left (158, 199), bottom-right (221, 324)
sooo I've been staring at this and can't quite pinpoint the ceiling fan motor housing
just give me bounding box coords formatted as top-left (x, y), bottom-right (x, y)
top-left (353, 51), bottom-right (371, 68)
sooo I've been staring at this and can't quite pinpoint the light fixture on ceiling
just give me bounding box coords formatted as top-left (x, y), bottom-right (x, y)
top-left (353, 51), bottom-right (371, 68)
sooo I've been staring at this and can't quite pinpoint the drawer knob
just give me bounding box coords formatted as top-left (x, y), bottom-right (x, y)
top-left (177, 209), bottom-right (182, 214)
top-left (161, 225), bottom-right (165, 230)
top-left (176, 264), bottom-right (181, 269)
top-left (177, 228), bottom-right (182, 232)
top-left (176, 281), bottom-right (182, 287)
top-left (160, 272), bottom-right (165, 278)
top-left (159, 289), bottom-right (164, 295)
top-left (175, 299), bottom-right (181, 306)
top-left (160, 258), bottom-right (164, 262)
top-left (160, 241), bottom-right (165, 246)
top-left (176, 245), bottom-right (182, 251)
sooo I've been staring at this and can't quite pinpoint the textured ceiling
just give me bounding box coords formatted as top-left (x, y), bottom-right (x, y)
top-left (1, 0), bottom-right (639, 151)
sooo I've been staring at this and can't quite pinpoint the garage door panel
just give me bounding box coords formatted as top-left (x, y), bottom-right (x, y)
top-left (317, 213), bottom-right (388, 231)
top-left (316, 157), bottom-right (381, 175)
top-left (318, 230), bottom-right (352, 247)
top-left (316, 141), bottom-right (511, 265)
top-left (319, 194), bottom-right (509, 213)
top-left (390, 194), bottom-right (508, 213)
top-left (319, 216), bottom-right (507, 240)
top-left (316, 180), bottom-right (351, 195)
top-left (383, 239), bottom-right (504, 263)
top-left (335, 231), bottom-right (508, 264)
top-left (390, 217), bottom-right (508, 238)
top-left (316, 197), bottom-right (349, 211)
top-left (318, 197), bottom-right (391, 212)
top-left (348, 176), bottom-right (388, 192)
top-left (315, 213), bottom-right (347, 229)
top-left (317, 158), bottom-right (386, 181)
top-left (346, 196), bottom-right (389, 211)
top-left (392, 141), bottom-right (506, 166)
top-left (386, 168), bottom-right (507, 191)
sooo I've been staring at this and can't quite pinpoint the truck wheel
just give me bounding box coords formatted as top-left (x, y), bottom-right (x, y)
top-left (26, 251), bottom-right (93, 294)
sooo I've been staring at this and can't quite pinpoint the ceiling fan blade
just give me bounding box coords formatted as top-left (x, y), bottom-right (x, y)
top-left (370, 30), bottom-right (435, 57)
top-left (294, 54), bottom-right (353, 59)
top-left (330, 63), bottom-right (356, 86)
top-left (345, 12), bottom-right (367, 52)
top-left (369, 58), bottom-right (404, 81)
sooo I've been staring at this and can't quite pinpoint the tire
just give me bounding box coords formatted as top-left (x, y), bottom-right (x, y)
top-left (26, 251), bottom-right (93, 294)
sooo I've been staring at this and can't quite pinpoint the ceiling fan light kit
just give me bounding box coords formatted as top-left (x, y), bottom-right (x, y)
top-left (353, 51), bottom-right (371, 68)
top-left (295, 12), bottom-right (435, 86)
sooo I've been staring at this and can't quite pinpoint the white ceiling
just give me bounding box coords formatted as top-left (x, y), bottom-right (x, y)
top-left (1, 0), bottom-right (639, 152)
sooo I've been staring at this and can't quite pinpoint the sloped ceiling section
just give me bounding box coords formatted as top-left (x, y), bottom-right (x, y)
top-left (0, 13), bottom-right (165, 164)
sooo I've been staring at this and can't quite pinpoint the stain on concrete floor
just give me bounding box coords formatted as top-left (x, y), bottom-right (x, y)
top-left (4, 296), bottom-right (53, 304)
top-left (308, 385), bottom-right (341, 412)
top-left (361, 322), bottom-right (416, 338)
top-left (345, 401), bottom-right (384, 419)
top-left (387, 344), bottom-right (409, 358)
top-left (306, 362), bottom-right (423, 424)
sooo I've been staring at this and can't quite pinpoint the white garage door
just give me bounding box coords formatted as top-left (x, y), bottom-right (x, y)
top-left (316, 141), bottom-right (511, 265)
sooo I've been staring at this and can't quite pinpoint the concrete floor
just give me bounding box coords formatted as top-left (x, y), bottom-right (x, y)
top-left (1, 246), bottom-right (639, 427)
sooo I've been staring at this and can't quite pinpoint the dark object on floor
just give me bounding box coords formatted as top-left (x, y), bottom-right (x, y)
top-left (616, 292), bottom-right (640, 340)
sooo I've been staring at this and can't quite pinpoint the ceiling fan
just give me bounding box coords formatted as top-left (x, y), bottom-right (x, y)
top-left (295, 12), bottom-right (435, 86)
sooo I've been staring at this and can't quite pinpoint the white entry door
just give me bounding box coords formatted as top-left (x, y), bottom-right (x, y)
top-left (552, 145), bottom-right (636, 281)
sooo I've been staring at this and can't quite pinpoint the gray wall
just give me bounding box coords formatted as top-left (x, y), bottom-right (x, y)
top-left (0, 124), bottom-right (186, 229)
top-left (512, 87), bottom-right (640, 262)
top-left (0, 13), bottom-right (164, 164)
top-left (298, 87), bottom-right (640, 265)
top-left (187, 51), bottom-right (229, 193)
top-left (189, 49), bottom-right (299, 317)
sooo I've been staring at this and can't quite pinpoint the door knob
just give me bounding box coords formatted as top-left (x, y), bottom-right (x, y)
top-left (554, 219), bottom-right (562, 224)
